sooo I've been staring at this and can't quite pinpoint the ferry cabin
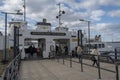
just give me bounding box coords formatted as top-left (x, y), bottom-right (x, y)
top-left (84, 42), bottom-right (120, 53)
top-left (8, 19), bottom-right (77, 59)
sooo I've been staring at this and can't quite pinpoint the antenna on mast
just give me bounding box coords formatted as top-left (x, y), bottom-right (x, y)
top-left (56, 2), bottom-right (65, 27)
top-left (22, 0), bottom-right (26, 21)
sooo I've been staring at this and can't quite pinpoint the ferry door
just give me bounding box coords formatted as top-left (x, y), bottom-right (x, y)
top-left (54, 39), bottom-right (70, 55)
top-left (38, 39), bottom-right (46, 58)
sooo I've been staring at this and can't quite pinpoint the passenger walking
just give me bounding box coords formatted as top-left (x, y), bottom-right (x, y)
top-left (91, 46), bottom-right (100, 66)
top-left (36, 48), bottom-right (39, 57)
top-left (28, 45), bottom-right (35, 58)
top-left (77, 45), bottom-right (83, 63)
top-left (28, 45), bottom-right (33, 58)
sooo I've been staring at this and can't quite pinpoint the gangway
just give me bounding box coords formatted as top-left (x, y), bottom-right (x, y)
top-left (1, 48), bottom-right (120, 80)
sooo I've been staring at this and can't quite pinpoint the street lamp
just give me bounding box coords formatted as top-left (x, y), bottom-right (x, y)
top-left (79, 19), bottom-right (91, 54)
top-left (1, 11), bottom-right (23, 63)
top-left (56, 3), bottom-right (65, 27)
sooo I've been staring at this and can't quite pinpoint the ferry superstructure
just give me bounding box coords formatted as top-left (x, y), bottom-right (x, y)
top-left (8, 19), bottom-right (78, 59)
top-left (0, 19), bottom-right (120, 59)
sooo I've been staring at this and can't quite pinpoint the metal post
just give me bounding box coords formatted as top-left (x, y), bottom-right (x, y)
top-left (78, 30), bottom-right (83, 46)
top-left (1, 12), bottom-right (8, 63)
top-left (16, 27), bottom-right (18, 55)
top-left (57, 52), bottom-right (59, 62)
top-left (70, 52), bottom-right (72, 68)
top-left (4, 13), bottom-right (7, 61)
top-left (97, 55), bottom-right (101, 79)
top-left (63, 53), bottom-right (65, 64)
top-left (58, 3), bottom-right (61, 27)
top-left (17, 27), bottom-right (19, 54)
top-left (79, 19), bottom-right (90, 54)
top-left (14, 26), bottom-right (17, 58)
top-left (23, 0), bottom-right (26, 21)
top-left (80, 30), bottom-right (83, 47)
top-left (115, 48), bottom-right (119, 80)
top-left (1, 11), bottom-right (22, 59)
top-left (78, 30), bottom-right (80, 46)
top-left (56, 3), bottom-right (65, 27)
top-left (88, 21), bottom-right (90, 54)
top-left (81, 55), bottom-right (83, 72)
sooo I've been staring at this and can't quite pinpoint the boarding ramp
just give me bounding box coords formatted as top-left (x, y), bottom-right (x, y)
top-left (18, 48), bottom-right (120, 80)
top-left (1, 48), bottom-right (120, 80)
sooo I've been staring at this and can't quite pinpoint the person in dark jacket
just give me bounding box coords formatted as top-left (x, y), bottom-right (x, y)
top-left (29, 45), bottom-right (34, 57)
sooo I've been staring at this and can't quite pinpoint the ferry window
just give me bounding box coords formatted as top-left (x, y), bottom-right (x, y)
top-left (99, 44), bottom-right (101, 48)
top-left (89, 44), bottom-right (92, 49)
top-left (95, 44), bottom-right (97, 48)
top-left (86, 44), bottom-right (88, 47)
top-left (91, 44), bottom-right (94, 49)
top-left (102, 44), bottom-right (105, 48)
top-left (87, 44), bottom-right (92, 49)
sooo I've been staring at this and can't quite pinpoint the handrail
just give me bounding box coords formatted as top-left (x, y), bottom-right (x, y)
top-left (1, 53), bottom-right (21, 80)
top-left (55, 48), bottom-right (120, 80)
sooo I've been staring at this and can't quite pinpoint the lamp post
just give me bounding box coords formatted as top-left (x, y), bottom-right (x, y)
top-left (56, 3), bottom-right (65, 27)
top-left (22, 0), bottom-right (26, 21)
top-left (79, 19), bottom-right (90, 54)
top-left (1, 11), bottom-right (23, 62)
top-left (14, 22), bottom-right (21, 58)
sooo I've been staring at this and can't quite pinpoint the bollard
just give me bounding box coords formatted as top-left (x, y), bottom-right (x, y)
top-left (57, 56), bottom-right (59, 62)
top-left (115, 63), bottom-right (119, 80)
top-left (70, 52), bottom-right (72, 68)
top-left (57, 52), bottom-right (59, 62)
top-left (115, 48), bottom-right (119, 80)
top-left (55, 52), bottom-right (57, 61)
top-left (80, 55), bottom-right (83, 72)
top-left (63, 53), bottom-right (65, 64)
top-left (97, 55), bottom-right (101, 79)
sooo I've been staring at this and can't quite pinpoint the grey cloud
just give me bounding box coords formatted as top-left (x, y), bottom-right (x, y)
top-left (0, 0), bottom-right (120, 41)
top-left (108, 10), bottom-right (120, 17)
top-left (99, 0), bottom-right (120, 6)
top-left (94, 23), bottom-right (120, 39)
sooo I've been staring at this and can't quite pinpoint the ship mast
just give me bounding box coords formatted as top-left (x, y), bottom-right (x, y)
top-left (23, 0), bottom-right (26, 21)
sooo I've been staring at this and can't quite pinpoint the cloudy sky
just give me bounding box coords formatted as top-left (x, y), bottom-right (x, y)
top-left (0, 0), bottom-right (120, 42)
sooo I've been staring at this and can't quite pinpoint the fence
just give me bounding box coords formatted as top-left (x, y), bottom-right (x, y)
top-left (1, 53), bottom-right (21, 80)
top-left (54, 48), bottom-right (120, 80)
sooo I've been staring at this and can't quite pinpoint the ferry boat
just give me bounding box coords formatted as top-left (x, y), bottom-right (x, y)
top-left (7, 19), bottom-right (78, 59)
top-left (0, 19), bottom-right (120, 59)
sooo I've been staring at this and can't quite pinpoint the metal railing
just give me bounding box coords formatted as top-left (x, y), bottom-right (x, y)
top-left (54, 48), bottom-right (120, 80)
top-left (1, 53), bottom-right (21, 80)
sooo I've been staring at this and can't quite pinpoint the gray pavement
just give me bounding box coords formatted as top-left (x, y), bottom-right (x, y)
top-left (19, 58), bottom-right (119, 80)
